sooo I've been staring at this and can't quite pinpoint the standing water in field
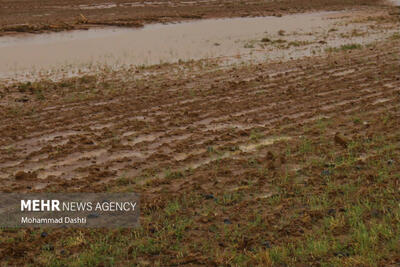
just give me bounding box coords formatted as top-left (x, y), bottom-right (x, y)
top-left (0, 10), bottom-right (396, 81)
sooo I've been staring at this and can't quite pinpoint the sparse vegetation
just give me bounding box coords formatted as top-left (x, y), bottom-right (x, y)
top-left (326, 43), bottom-right (363, 52)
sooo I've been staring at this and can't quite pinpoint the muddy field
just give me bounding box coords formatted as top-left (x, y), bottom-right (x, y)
top-left (0, 0), bottom-right (388, 35)
top-left (1, 0), bottom-right (400, 266)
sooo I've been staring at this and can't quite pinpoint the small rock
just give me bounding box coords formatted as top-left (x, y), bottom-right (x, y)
top-left (223, 219), bottom-right (232, 225)
top-left (262, 241), bottom-right (271, 248)
top-left (15, 97), bottom-right (29, 103)
top-left (204, 194), bottom-right (214, 200)
top-left (334, 132), bottom-right (348, 148)
top-left (41, 232), bottom-right (48, 238)
top-left (334, 251), bottom-right (350, 257)
top-left (238, 130), bottom-right (249, 136)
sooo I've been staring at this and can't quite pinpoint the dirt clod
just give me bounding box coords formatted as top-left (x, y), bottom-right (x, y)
top-left (14, 171), bottom-right (37, 180)
top-left (334, 132), bottom-right (348, 148)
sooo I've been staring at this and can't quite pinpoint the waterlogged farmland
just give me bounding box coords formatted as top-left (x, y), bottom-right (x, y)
top-left (0, 0), bottom-right (400, 266)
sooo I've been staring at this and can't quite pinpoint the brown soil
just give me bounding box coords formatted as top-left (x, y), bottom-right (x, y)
top-left (1, 39), bottom-right (399, 192)
top-left (0, 37), bottom-right (399, 265)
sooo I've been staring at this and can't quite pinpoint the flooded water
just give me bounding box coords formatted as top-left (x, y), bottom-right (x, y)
top-left (392, 0), bottom-right (400, 5)
top-left (0, 10), bottom-right (396, 80)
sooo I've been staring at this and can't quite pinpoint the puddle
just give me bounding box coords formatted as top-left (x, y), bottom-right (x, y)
top-left (332, 69), bottom-right (356, 77)
top-left (135, 135), bottom-right (293, 184)
top-left (0, 10), bottom-right (396, 81)
top-left (1, 130), bottom-right (83, 156)
top-left (78, 3), bottom-right (117, 9)
top-left (122, 133), bottom-right (163, 145)
top-left (372, 98), bottom-right (391, 105)
top-left (174, 148), bottom-right (206, 161)
top-left (1, 147), bottom-right (147, 180)
top-left (184, 137), bottom-right (292, 169)
top-left (177, 136), bottom-right (291, 172)
top-left (37, 170), bottom-right (64, 179)
top-left (239, 137), bottom-right (292, 153)
top-left (0, 160), bottom-right (22, 169)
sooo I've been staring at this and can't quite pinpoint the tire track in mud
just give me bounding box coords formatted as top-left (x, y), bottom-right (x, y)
top-left (0, 44), bottom-right (399, 190)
